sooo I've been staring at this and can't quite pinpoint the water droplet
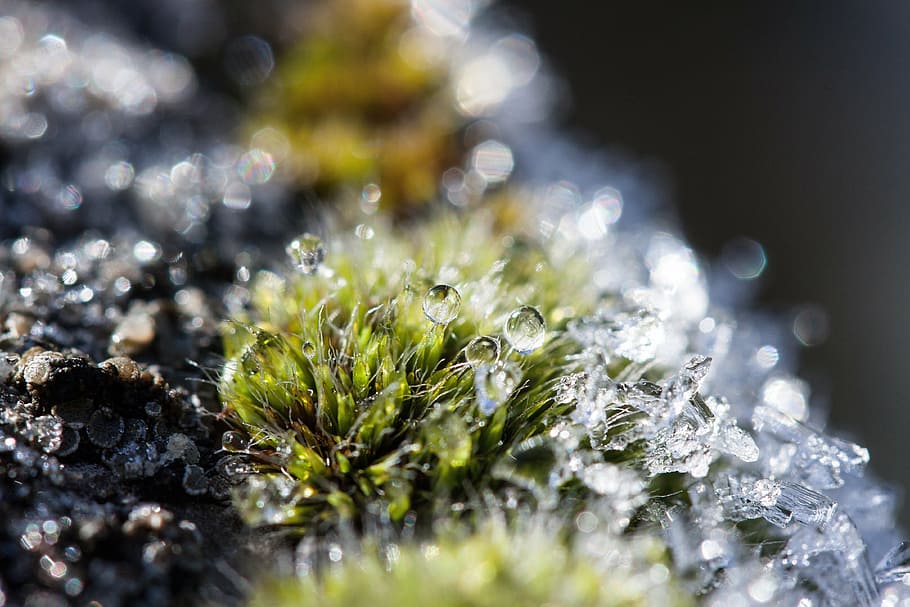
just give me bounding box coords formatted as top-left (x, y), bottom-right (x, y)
top-left (224, 35), bottom-right (275, 86)
top-left (422, 284), bottom-right (461, 325)
top-left (219, 455), bottom-right (255, 479)
top-left (472, 140), bottom-right (514, 184)
top-left (475, 362), bottom-right (521, 415)
top-left (132, 240), bottom-right (161, 263)
top-left (221, 431), bottom-right (248, 452)
top-left (237, 148), bottom-right (275, 185)
top-left (328, 543), bottom-right (343, 562)
top-left (286, 234), bottom-right (325, 275)
top-left (793, 304), bottom-right (829, 347)
top-left (86, 409), bottom-right (124, 448)
top-left (104, 161), bottom-right (134, 191)
top-left (56, 184), bottom-right (83, 211)
top-left (360, 183), bottom-right (381, 214)
top-left (64, 578), bottom-right (83, 597)
top-left (302, 341), bottom-right (316, 358)
top-left (354, 224), bottom-right (375, 240)
top-left (222, 181), bottom-right (252, 210)
top-left (464, 336), bottom-right (500, 366)
top-left (504, 305), bottom-right (546, 353)
top-left (722, 237), bottom-right (767, 280)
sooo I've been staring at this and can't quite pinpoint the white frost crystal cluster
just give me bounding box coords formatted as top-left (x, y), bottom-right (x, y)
top-left (545, 220), bottom-right (908, 605)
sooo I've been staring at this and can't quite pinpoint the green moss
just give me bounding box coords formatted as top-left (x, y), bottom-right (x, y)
top-left (248, 0), bottom-right (460, 217)
top-left (220, 210), bottom-right (599, 530)
top-left (248, 521), bottom-right (694, 607)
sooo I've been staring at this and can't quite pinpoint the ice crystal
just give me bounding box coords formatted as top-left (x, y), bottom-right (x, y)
top-left (753, 404), bottom-right (869, 489)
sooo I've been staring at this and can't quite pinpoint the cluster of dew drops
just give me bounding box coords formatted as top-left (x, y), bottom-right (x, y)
top-left (282, 232), bottom-right (547, 417)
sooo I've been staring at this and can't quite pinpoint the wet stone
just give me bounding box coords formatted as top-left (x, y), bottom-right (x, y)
top-left (85, 409), bottom-right (124, 448)
top-left (124, 416), bottom-right (146, 438)
top-left (54, 426), bottom-right (80, 457)
top-left (0, 352), bottom-right (18, 383)
top-left (100, 357), bottom-right (141, 383)
top-left (22, 352), bottom-right (64, 387)
top-left (52, 399), bottom-right (94, 429)
top-left (182, 464), bottom-right (207, 495)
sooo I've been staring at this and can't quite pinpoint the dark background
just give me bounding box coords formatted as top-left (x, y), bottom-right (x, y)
top-left (520, 1), bottom-right (910, 524)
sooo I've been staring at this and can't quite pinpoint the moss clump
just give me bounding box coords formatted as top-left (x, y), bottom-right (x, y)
top-left (248, 520), bottom-right (693, 607)
top-left (248, 0), bottom-right (461, 217)
top-left (219, 210), bottom-right (600, 530)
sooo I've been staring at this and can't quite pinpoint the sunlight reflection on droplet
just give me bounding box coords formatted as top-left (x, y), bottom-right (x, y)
top-left (649, 235), bottom-right (700, 290)
top-left (56, 184), bottom-right (83, 211)
top-left (578, 187), bottom-right (623, 240)
top-left (105, 161), bottom-right (134, 191)
top-left (411, 0), bottom-right (474, 39)
top-left (223, 181), bottom-right (252, 210)
top-left (456, 54), bottom-right (513, 116)
top-left (761, 375), bottom-right (809, 421)
top-left (793, 304), bottom-right (829, 346)
top-left (251, 127), bottom-right (290, 163)
top-left (236, 149), bottom-right (275, 185)
top-left (224, 35), bottom-right (275, 86)
top-left (472, 140), bottom-right (513, 184)
top-left (722, 237), bottom-right (767, 280)
top-left (754, 345), bottom-right (779, 369)
top-left (361, 183), bottom-right (382, 214)
top-left (491, 34), bottom-right (540, 88)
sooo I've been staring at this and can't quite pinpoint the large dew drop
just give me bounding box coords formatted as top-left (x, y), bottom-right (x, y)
top-left (221, 430), bottom-right (248, 452)
top-left (422, 284), bottom-right (461, 325)
top-left (504, 305), bottom-right (546, 354)
top-left (465, 336), bottom-right (500, 366)
top-left (286, 233), bottom-right (325, 275)
top-left (301, 341), bottom-right (316, 359)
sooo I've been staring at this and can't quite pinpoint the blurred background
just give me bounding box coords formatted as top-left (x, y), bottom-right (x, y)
top-left (520, 0), bottom-right (910, 525)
